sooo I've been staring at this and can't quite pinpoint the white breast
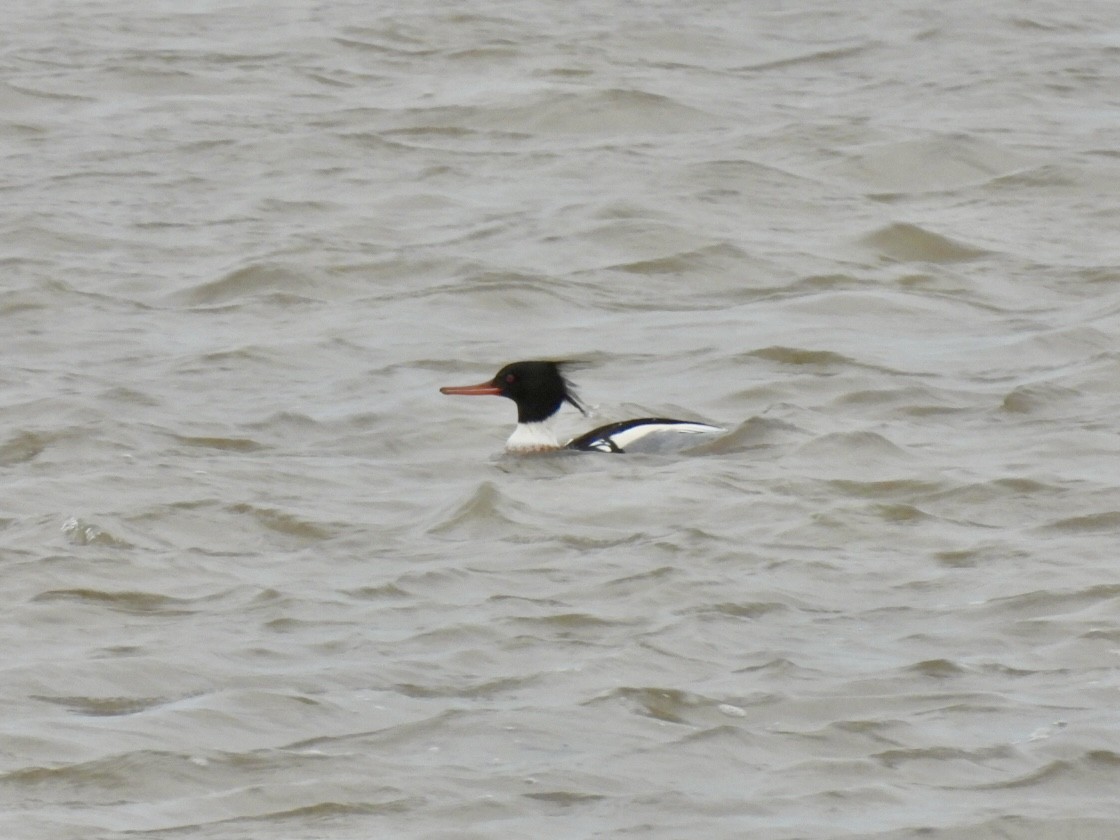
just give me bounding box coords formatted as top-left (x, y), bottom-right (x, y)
top-left (506, 421), bottom-right (562, 453)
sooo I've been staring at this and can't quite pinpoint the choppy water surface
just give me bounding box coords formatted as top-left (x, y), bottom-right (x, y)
top-left (3, 1), bottom-right (1120, 837)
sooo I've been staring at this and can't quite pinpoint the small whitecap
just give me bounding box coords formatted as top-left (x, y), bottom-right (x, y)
top-left (1026, 720), bottom-right (1067, 742)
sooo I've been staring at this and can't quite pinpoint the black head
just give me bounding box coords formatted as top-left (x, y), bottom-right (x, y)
top-left (441, 360), bottom-right (586, 423)
top-left (492, 361), bottom-right (587, 423)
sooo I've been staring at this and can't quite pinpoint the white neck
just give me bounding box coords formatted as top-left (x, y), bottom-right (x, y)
top-left (506, 420), bottom-right (562, 453)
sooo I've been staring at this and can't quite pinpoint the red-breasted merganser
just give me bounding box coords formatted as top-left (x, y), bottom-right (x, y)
top-left (440, 360), bottom-right (723, 454)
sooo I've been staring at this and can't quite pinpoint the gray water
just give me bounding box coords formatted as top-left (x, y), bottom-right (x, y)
top-left (4, 1), bottom-right (1120, 838)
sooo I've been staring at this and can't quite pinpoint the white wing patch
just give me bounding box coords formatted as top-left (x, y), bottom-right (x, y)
top-left (607, 421), bottom-right (723, 452)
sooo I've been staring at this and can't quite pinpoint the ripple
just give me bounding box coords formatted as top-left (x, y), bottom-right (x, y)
top-left (1043, 511), bottom-right (1120, 533)
top-left (825, 135), bottom-right (1033, 194)
top-left (832, 385), bottom-right (968, 416)
top-left (227, 503), bottom-right (337, 541)
top-left (507, 611), bottom-right (623, 630)
top-left (905, 658), bottom-right (967, 678)
top-left (966, 759), bottom-right (1069, 790)
top-left (393, 674), bottom-right (534, 700)
top-left (827, 479), bottom-right (944, 499)
top-left (875, 744), bottom-right (1011, 770)
top-left (1000, 383), bottom-right (1081, 414)
top-left (32, 588), bottom-right (195, 615)
top-left (0, 430), bottom-right (48, 465)
top-left (30, 693), bottom-right (190, 716)
top-left (748, 346), bottom-right (858, 368)
top-left (597, 686), bottom-right (766, 728)
top-left (691, 601), bottom-right (790, 620)
top-left (977, 584), bottom-right (1120, 617)
top-left (691, 416), bottom-right (805, 456)
top-left (859, 222), bottom-right (990, 263)
top-left (606, 686), bottom-right (702, 724)
top-left (740, 43), bottom-right (873, 72)
top-left (794, 431), bottom-right (915, 467)
top-left (344, 583), bottom-right (412, 600)
top-left (173, 434), bottom-right (265, 452)
top-left (466, 88), bottom-right (724, 136)
top-left (427, 481), bottom-right (522, 538)
top-left (607, 242), bottom-right (751, 276)
top-left (523, 790), bottom-right (607, 805)
top-left (175, 262), bottom-right (319, 306)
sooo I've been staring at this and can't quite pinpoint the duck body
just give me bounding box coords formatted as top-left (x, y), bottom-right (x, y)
top-left (567, 418), bottom-right (725, 453)
top-left (440, 361), bottom-right (723, 454)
